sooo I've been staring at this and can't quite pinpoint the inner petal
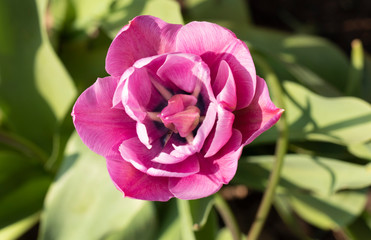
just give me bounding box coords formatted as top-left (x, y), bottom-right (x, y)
top-left (159, 94), bottom-right (200, 138)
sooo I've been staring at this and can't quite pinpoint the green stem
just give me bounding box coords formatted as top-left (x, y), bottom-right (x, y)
top-left (246, 54), bottom-right (289, 240)
top-left (214, 193), bottom-right (242, 240)
top-left (177, 199), bottom-right (196, 240)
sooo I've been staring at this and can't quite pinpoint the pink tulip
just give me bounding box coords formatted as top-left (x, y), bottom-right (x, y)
top-left (72, 15), bottom-right (283, 201)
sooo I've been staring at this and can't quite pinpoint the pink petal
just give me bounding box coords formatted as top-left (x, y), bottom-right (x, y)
top-left (213, 60), bottom-right (237, 111)
top-left (106, 158), bottom-right (173, 201)
top-left (120, 66), bottom-right (165, 122)
top-left (204, 106), bottom-right (235, 158)
top-left (234, 76), bottom-right (284, 145)
top-left (168, 154), bottom-right (222, 200)
top-left (106, 15), bottom-right (182, 77)
top-left (175, 21), bottom-right (256, 109)
top-left (157, 53), bottom-right (210, 93)
top-left (119, 137), bottom-right (200, 178)
top-left (211, 129), bottom-right (243, 184)
top-left (169, 129), bottom-right (243, 200)
top-left (72, 77), bottom-right (136, 158)
top-left (172, 102), bottom-right (217, 156)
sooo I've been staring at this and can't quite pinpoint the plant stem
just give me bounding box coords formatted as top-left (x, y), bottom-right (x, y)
top-left (177, 199), bottom-right (196, 240)
top-left (214, 193), bottom-right (242, 240)
top-left (246, 54), bottom-right (289, 240)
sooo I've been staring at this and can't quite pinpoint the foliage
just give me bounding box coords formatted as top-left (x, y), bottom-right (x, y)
top-left (0, 0), bottom-right (370, 239)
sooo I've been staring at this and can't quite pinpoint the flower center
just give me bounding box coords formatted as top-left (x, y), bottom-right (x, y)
top-left (159, 94), bottom-right (200, 138)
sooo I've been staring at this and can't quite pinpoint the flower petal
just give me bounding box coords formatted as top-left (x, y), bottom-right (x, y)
top-left (169, 129), bottom-right (243, 200)
top-left (204, 106), bottom-right (235, 158)
top-left (119, 137), bottom-right (200, 177)
top-left (106, 158), bottom-right (173, 201)
top-left (213, 60), bottom-right (237, 111)
top-left (211, 129), bottom-right (243, 184)
top-left (72, 77), bottom-right (136, 158)
top-left (106, 15), bottom-right (182, 77)
top-left (175, 21), bottom-right (256, 109)
top-left (234, 76), bottom-right (284, 145)
top-left (157, 53), bottom-right (210, 93)
top-left (168, 154), bottom-right (222, 200)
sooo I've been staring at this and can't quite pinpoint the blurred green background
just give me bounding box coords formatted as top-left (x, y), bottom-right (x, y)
top-left (0, 0), bottom-right (370, 239)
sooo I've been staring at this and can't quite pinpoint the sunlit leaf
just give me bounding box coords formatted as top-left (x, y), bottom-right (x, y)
top-left (39, 133), bottom-right (157, 240)
top-left (255, 81), bottom-right (371, 146)
top-left (234, 154), bottom-right (371, 196)
top-left (286, 189), bottom-right (367, 229)
top-left (0, 212), bottom-right (39, 240)
top-left (183, 0), bottom-right (251, 38)
top-left (246, 28), bottom-right (350, 92)
top-left (102, 0), bottom-right (183, 38)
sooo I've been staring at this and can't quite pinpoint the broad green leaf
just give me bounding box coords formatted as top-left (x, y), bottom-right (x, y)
top-left (286, 189), bottom-right (367, 229)
top-left (102, 0), bottom-right (183, 38)
top-left (0, 0), bottom-right (76, 151)
top-left (0, 151), bottom-right (51, 230)
top-left (234, 154), bottom-right (371, 196)
top-left (0, 212), bottom-right (39, 240)
top-left (183, 0), bottom-right (251, 38)
top-left (348, 141), bottom-right (371, 161)
top-left (39, 133), bottom-right (157, 240)
top-left (255, 81), bottom-right (371, 146)
top-left (189, 196), bottom-right (215, 231)
top-left (246, 28), bottom-right (350, 92)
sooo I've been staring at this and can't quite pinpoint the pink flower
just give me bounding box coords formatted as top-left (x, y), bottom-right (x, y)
top-left (72, 15), bottom-right (283, 201)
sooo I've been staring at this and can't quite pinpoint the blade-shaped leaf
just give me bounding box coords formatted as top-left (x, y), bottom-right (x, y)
top-left (255, 81), bottom-right (371, 146)
top-left (102, 0), bottom-right (183, 39)
top-left (234, 154), bottom-right (371, 196)
top-left (39, 133), bottom-right (157, 240)
top-left (0, 0), bottom-right (76, 151)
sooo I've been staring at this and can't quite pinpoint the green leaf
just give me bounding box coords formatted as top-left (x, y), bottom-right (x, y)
top-left (39, 133), bottom-right (157, 240)
top-left (156, 200), bottom-right (182, 240)
top-left (234, 154), bottom-right (371, 229)
top-left (189, 196), bottom-right (215, 231)
top-left (0, 212), bottom-right (40, 240)
top-left (255, 81), bottom-right (371, 146)
top-left (246, 28), bottom-right (350, 92)
top-left (235, 154), bottom-right (371, 196)
top-left (345, 213), bottom-right (371, 240)
top-left (183, 0), bottom-right (251, 38)
top-left (102, 0), bottom-right (183, 39)
top-left (0, 151), bottom-right (51, 230)
top-left (286, 189), bottom-right (367, 229)
top-left (0, 0), bottom-right (76, 151)
top-left (348, 141), bottom-right (371, 161)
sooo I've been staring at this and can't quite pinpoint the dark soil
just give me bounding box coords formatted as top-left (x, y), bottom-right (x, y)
top-left (248, 0), bottom-right (371, 54)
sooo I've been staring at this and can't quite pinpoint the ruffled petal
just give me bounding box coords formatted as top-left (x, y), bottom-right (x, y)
top-left (168, 154), bottom-right (222, 200)
top-left (234, 76), bottom-right (284, 145)
top-left (175, 21), bottom-right (256, 109)
top-left (213, 60), bottom-right (237, 111)
top-left (106, 158), bottom-right (173, 201)
top-left (106, 15), bottom-right (182, 77)
top-left (204, 106), bottom-right (235, 158)
top-left (169, 129), bottom-right (243, 200)
top-left (211, 129), bottom-right (243, 184)
top-left (157, 53), bottom-right (210, 93)
top-left (72, 77), bottom-right (136, 158)
top-left (119, 137), bottom-right (200, 177)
